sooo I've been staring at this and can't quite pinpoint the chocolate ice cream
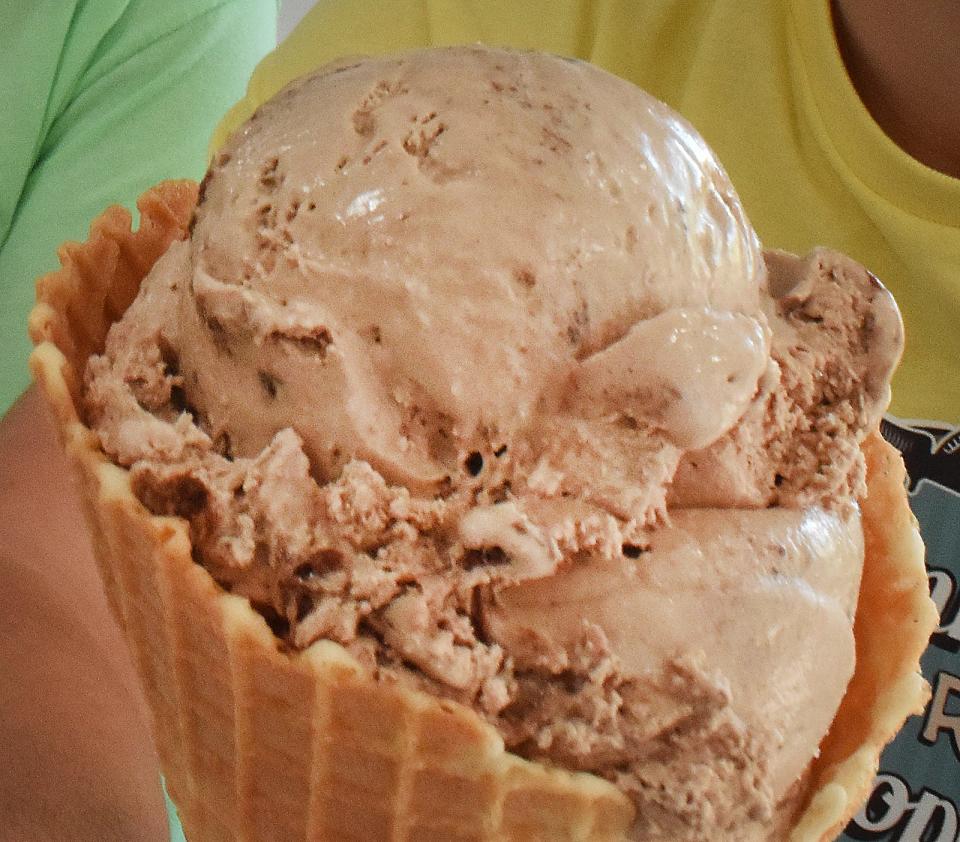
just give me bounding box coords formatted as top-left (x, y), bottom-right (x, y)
top-left (83, 47), bottom-right (902, 840)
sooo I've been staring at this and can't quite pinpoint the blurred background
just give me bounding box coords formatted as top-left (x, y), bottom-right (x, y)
top-left (279, 0), bottom-right (315, 42)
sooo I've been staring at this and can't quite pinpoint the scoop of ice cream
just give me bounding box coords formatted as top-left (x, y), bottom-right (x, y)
top-left (484, 504), bottom-right (864, 839)
top-left (180, 46), bottom-right (767, 507)
top-left (84, 46), bottom-right (904, 841)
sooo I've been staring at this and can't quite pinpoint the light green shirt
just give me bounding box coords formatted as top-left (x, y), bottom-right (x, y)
top-left (0, 0), bottom-right (276, 415)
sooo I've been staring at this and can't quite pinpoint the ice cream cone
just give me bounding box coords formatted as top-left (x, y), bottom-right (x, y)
top-left (30, 181), bottom-right (937, 841)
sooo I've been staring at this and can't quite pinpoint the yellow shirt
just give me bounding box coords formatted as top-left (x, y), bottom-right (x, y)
top-left (214, 0), bottom-right (960, 425)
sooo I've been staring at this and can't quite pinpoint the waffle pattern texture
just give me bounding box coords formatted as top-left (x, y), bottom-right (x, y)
top-left (29, 181), bottom-right (937, 841)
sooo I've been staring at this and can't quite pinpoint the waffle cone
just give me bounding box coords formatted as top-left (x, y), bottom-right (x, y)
top-left (30, 182), bottom-right (938, 841)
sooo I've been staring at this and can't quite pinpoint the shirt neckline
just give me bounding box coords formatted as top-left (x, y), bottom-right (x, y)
top-left (788, 0), bottom-right (960, 228)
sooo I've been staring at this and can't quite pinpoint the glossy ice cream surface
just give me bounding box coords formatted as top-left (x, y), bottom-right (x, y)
top-left (84, 47), bottom-right (903, 839)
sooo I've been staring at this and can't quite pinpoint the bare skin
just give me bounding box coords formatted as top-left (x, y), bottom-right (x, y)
top-left (0, 388), bottom-right (167, 842)
top-left (832, 0), bottom-right (960, 178)
top-left (0, 4), bottom-right (956, 841)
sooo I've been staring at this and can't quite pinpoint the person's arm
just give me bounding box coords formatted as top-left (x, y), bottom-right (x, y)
top-left (0, 2), bottom-right (275, 838)
top-left (0, 389), bottom-right (168, 842)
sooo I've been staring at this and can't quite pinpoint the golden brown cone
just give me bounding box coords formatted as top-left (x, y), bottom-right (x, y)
top-left (29, 181), bottom-right (938, 841)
